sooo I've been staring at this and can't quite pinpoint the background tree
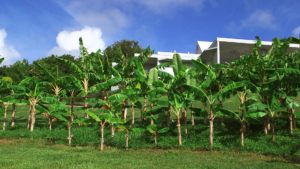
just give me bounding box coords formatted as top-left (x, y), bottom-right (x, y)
top-left (104, 40), bottom-right (143, 63)
top-left (0, 59), bottom-right (30, 83)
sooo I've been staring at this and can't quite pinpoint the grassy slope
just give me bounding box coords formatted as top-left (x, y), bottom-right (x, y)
top-left (0, 95), bottom-right (300, 168)
top-left (0, 140), bottom-right (299, 169)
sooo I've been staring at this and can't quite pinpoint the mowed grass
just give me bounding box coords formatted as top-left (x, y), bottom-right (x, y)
top-left (0, 95), bottom-right (300, 168)
top-left (0, 139), bottom-right (299, 169)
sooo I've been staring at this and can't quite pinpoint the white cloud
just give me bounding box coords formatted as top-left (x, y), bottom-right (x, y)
top-left (227, 10), bottom-right (277, 33)
top-left (292, 26), bottom-right (300, 37)
top-left (49, 26), bottom-right (105, 56)
top-left (0, 29), bottom-right (21, 66)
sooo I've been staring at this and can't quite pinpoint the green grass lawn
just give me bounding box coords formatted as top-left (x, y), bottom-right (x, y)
top-left (0, 139), bottom-right (299, 169)
top-left (0, 95), bottom-right (300, 168)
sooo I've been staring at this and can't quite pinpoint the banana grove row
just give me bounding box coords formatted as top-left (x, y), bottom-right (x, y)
top-left (0, 37), bottom-right (299, 151)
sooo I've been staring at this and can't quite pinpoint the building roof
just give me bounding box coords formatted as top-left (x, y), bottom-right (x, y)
top-left (204, 37), bottom-right (300, 50)
top-left (196, 41), bottom-right (212, 54)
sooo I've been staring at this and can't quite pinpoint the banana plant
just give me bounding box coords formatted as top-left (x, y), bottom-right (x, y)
top-left (86, 93), bottom-right (126, 151)
top-left (146, 124), bottom-right (169, 145)
top-left (156, 54), bottom-right (191, 146)
top-left (285, 97), bottom-right (299, 134)
top-left (39, 95), bottom-right (85, 145)
top-left (219, 91), bottom-right (265, 147)
top-left (122, 88), bottom-right (140, 128)
top-left (38, 94), bottom-right (68, 131)
top-left (0, 76), bottom-right (13, 130)
top-left (187, 59), bottom-right (245, 149)
top-left (252, 38), bottom-right (299, 136)
top-left (248, 94), bottom-right (283, 143)
top-left (58, 38), bottom-right (102, 118)
top-left (15, 77), bottom-right (46, 132)
top-left (133, 59), bottom-right (155, 123)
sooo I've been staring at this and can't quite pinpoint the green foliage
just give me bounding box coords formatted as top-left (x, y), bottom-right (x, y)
top-left (0, 36), bottom-right (300, 161)
top-left (0, 59), bottom-right (30, 83)
top-left (104, 40), bottom-right (145, 63)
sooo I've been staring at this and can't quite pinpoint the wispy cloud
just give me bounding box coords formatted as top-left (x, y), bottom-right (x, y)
top-left (136, 0), bottom-right (207, 13)
top-left (56, 0), bottom-right (130, 36)
top-left (242, 10), bottom-right (277, 30)
top-left (56, 0), bottom-right (210, 35)
top-left (292, 26), bottom-right (300, 37)
top-left (227, 10), bottom-right (277, 33)
top-left (0, 29), bottom-right (21, 65)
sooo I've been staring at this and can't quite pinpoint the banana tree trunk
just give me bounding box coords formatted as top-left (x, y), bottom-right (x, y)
top-left (150, 103), bottom-right (154, 125)
top-left (142, 97), bottom-right (147, 122)
top-left (2, 103), bottom-right (8, 131)
top-left (67, 119), bottom-right (74, 146)
top-left (83, 78), bottom-right (89, 119)
top-left (209, 109), bottom-right (214, 149)
top-left (27, 105), bottom-right (31, 129)
top-left (100, 122), bottom-right (105, 151)
top-left (110, 124), bottom-right (115, 137)
top-left (182, 109), bottom-right (187, 135)
top-left (154, 134), bottom-right (157, 145)
top-left (11, 103), bottom-right (16, 128)
top-left (125, 129), bottom-right (129, 150)
top-left (271, 118), bottom-right (275, 143)
top-left (131, 102), bottom-right (135, 128)
top-left (123, 100), bottom-right (128, 121)
top-left (191, 111), bottom-right (195, 129)
top-left (29, 98), bottom-right (37, 132)
top-left (191, 103), bottom-right (195, 129)
top-left (176, 113), bottom-right (182, 146)
top-left (67, 114), bottom-right (73, 145)
top-left (288, 112), bottom-right (293, 135)
top-left (288, 108), bottom-right (296, 133)
top-left (68, 92), bottom-right (74, 145)
top-left (48, 116), bottom-right (52, 131)
top-left (240, 122), bottom-right (245, 147)
top-left (83, 96), bottom-right (89, 119)
top-left (264, 116), bottom-right (269, 135)
top-left (67, 121), bottom-right (72, 145)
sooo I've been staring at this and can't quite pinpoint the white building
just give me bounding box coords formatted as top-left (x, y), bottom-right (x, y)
top-left (146, 37), bottom-right (300, 74)
top-left (197, 37), bottom-right (300, 64)
top-left (147, 52), bottom-right (199, 75)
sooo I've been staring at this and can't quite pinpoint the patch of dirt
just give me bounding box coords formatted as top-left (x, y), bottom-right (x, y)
top-left (0, 138), bottom-right (16, 144)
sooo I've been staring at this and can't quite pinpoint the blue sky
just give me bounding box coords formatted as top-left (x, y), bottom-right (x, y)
top-left (0, 0), bottom-right (300, 65)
